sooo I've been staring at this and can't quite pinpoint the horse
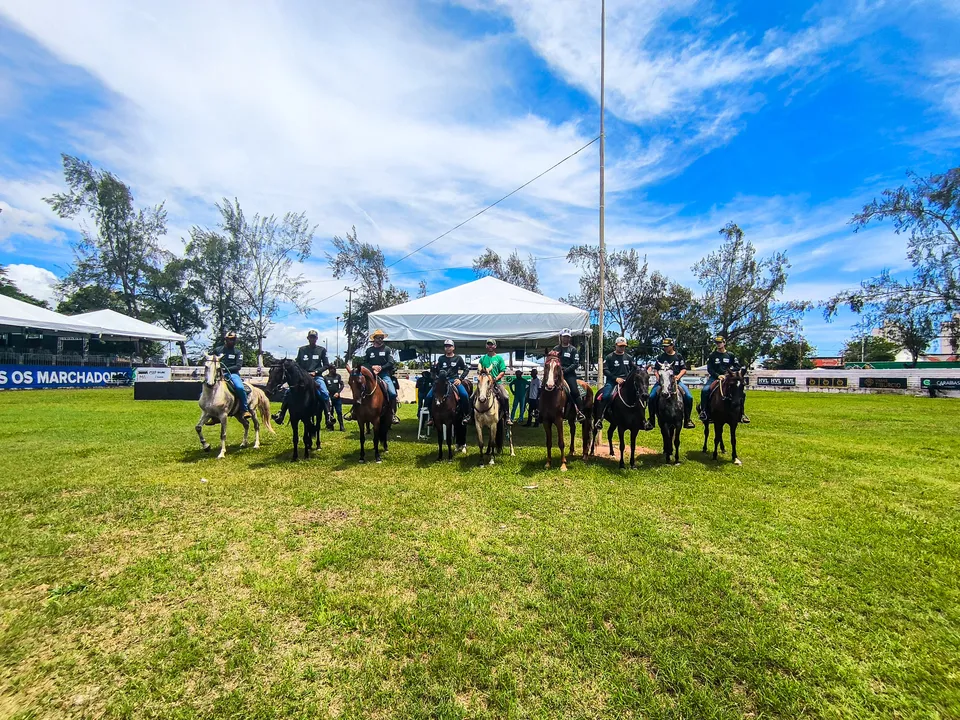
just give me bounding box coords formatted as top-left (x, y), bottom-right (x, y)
top-left (653, 364), bottom-right (685, 465)
top-left (702, 368), bottom-right (747, 466)
top-left (195, 354), bottom-right (273, 459)
top-left (473, 367), bottom-right (513, 466)
top-left (593, 365), bottom-right (651, 470)
top-left (430, 371), bottom-right (470, 461)
top-left (539, 352), bottom-right (594, 470)
top-left (347, 366), bottom-right (390, 463)
top-left (265, 360), bottom-right (321, 462)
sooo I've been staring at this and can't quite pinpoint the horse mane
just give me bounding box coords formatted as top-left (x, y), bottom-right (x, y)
top-left (283, 359), bottom-right (314, 389)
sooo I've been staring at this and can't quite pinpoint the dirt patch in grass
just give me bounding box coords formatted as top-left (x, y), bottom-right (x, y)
top-left (291, 507), bottom-right (358, 530)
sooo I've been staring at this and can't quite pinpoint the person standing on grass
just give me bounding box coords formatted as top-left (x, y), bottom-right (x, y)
top-left (506, 369), bottom-right (530, 424)
top-left (478, 338), bottom-right (511, 424)
top-left (215, 330), bottom-right (252, 419)
top-left (524, 368), bottom-right (541, 426)
top-left (324, 365), bottom-right (345, 431)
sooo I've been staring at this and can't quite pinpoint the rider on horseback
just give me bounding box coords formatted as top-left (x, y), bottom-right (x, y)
top-left (272, 329), bottom-right (331, 425)
top-left (648, 338), bottom-right (696, 430)
top-left (479, 339), bottom-right (512, 425)
top-left (215, 330), bottom-right (252, 419)
top-left (593, 336), bottom-right (634, 430)
top-left (554, 329), bottom-right (586, 422)
top-left (698, 335), bottom-right (750, 424)
top-left (360, 329), bottom-right (399, 424)
top-left (426, 339), bottom-right (472, 426)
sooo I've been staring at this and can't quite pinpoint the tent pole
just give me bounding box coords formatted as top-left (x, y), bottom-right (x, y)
top-left (597, 0), bottom-right (606, 390)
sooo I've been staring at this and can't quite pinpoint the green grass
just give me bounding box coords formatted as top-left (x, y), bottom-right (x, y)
top-left (0, 389), bottom-right (958, 719)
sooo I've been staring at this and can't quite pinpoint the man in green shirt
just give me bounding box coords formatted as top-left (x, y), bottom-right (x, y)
top-left (478, 339), bottom-right (512, 425)
top-left (505, 369), bottom-right (530, 423)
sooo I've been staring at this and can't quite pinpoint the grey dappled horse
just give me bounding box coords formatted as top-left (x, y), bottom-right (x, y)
top-left (196, 354), bottom-right (273, 459)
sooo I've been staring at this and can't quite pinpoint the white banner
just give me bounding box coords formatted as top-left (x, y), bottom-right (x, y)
top-left (134, 367), bottom-right (172, 383)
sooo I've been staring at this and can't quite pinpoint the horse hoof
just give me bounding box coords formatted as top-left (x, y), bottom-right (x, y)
top-left (376, 458), bottom-right (382, 464)
top-left (560, 465), bottom-right (567, 472)
top-left (734, 458), bottom-right (742, 466)
top-left (545, 463), bottom-right (551, 469)
top-left (674, 461), bottom-right (681, 466)
top-left (202, 446), bottom-right (211, 453)
top-left (358, 458), bottom-right (366, 464)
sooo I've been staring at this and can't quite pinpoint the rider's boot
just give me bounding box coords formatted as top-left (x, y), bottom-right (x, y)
top-left (647, 401), bottom-right (656, 430)
top-left (391, 397), bottom-right (400, 425)
top-left (574, 396), bottom-right (586, 423)
top-left (272, 398), bottom-right (287, 425)
top-left (697, 399), bottom-right (708, 422)
top-left (683, 398), bottom-right (696, 429)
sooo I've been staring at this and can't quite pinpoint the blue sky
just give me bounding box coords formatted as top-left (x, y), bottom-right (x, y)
top-left (1, 0), bottom-right (958, 356)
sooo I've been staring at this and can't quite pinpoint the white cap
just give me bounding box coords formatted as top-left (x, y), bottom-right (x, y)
top-left (615, 336), bottom-right (627, 345)
top-left (560, 328), bottom-right (572, 336)
top-left (443, 339), bottom-right (455, 346)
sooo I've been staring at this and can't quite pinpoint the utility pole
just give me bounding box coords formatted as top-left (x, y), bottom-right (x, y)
top-left (597, 0), bottom-right (606, 386)
top-left (335, 316), bottom-right (340, 360)
top-left (345, 287), bottom-right (356, 361)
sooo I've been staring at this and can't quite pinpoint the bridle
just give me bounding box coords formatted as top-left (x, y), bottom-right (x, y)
top-left (542, 355), bottom-right (563, 393)
top-left (350, 368), bottom-right (376, 405)
top-left (203, 356), bottom-right (222, 388)
top-left (615, 368), bottom-right (648, 409)
top-left (475, 369), bottom-right (494, 410)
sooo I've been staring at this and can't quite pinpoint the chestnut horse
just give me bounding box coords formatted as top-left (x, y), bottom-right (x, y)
top-left (347, 366), bottom-right (390, 463)
top-left (539, 352), bottom-right (594, 470)
top-left (702, 368), bottom-right (746, 465)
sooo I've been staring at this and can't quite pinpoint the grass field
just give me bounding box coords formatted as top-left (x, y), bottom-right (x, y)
top-left (0, 389), bottom-right (958, 719)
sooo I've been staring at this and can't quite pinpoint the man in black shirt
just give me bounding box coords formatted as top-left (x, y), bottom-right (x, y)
top-left (323, 365), bottom-right (345, 430)
top-left (272, 329), bottom-right (330, 425)
top-left (593, 336), bottom-right (634, 429)
top-left (699, 335), bottom-right (750, 424)
top-left (215, 330), bottom-right (251, 419)
top-left (426, 339), bottom-right (471, 425)
top-left (648, 338), bottom-right (696, 429)
top-left (553, 328), bottom-right (586, 421)
top-left (415, 370), bottom-right (433, 413)
top-left (359, 329), bottom-right (399, 424)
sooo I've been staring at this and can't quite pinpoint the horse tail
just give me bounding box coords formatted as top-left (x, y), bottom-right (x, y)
top-left (256, 388), bottom-right (276, 433)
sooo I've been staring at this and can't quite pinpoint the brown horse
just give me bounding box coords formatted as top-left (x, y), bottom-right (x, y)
top-left (430, 371), bottom-right (471, 461)
top-left (702, 368), bottom-right (746, 465)
top-left (347, 366), bottom-right (390, 463)
top-left (540, 352), bottom-right (591, 471)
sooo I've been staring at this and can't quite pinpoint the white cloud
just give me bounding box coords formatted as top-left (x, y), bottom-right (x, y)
top-left (4, 262), bottom-right (58, 303)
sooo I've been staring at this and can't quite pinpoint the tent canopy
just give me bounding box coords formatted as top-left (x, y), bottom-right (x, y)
top-left (367, 277), bottom-right (590, 350)
top-left (71, 309), bottom-right (187, 343)
top-left (0, 294), bottom-right (113, 336)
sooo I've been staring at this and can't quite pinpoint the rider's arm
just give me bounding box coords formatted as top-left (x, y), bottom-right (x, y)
top-left (676, 356), bottom-right (688, 381)
top-left (457, 356), bottom-right (469, 380)
top-left (379, 349), bottom-right (395, 374)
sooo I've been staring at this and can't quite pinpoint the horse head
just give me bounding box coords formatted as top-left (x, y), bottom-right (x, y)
top-left (631, 364), bottom-right (651, 402)
top-left (656, 364), bottom-right (677, 397)
top-left (349, 366), bottom-right (375, 406)
top-left (202, 354), bottom-right (221, 387)
top-left (265, 361), bottom-right (287, 394)
top-left (543, 352), bottom-right (563, 391)
top-left (432, 369), bottom-right (450, 398)
top-left (475, 367), bottom-right (493, 409)
top-left (722, 368), bottom-right (747, 403)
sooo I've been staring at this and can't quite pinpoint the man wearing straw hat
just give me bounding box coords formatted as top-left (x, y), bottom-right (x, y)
top-left (356, 328), bottom-right (399, 424)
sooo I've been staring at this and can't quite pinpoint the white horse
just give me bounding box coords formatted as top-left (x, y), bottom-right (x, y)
top-left (196, 354), bottom-right (273, 459)
top-left (473, 368), bottom-right (514, 466)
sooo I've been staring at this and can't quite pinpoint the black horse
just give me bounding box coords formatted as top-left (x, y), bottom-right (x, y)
top-left (702, 368), bottom-right (746, 465)
top-left (266, 360), bottom-right (321, 462)
top-left (592, 365), bottom-right (651, 469)
top-left (430, 370), bottom-right (470, 461)
top-left (652, 364), bottom-right (684, 465)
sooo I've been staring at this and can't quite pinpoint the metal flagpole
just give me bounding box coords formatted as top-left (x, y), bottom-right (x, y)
top-left (597, 0), bottom-right (606, 387)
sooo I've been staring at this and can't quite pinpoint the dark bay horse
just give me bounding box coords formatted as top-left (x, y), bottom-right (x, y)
top-left (702, 368), bottom-right (746, 466)
top-left (348, 366), bottom-right (390, 463)
top-left (266, 360), bottom-right (320, 461)
top-left (430, 371), bottom-right (470, 461)
top-left (593, 365), bottom-right (650, 470)
top-left (653, 365), bottom-right (685, 465)
top-left (539, 352), bottom-right (569, 471)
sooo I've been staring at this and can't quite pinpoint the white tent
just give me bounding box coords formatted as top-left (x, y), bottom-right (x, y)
top-left (71, 309), bottom-right (187, 343)
top-left (0, 294), bottom-right (113, 336)
top-left (367, 277), bottom-right (590, 349)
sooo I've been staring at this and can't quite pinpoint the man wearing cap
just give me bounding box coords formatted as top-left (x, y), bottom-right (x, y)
top-left (649, 338), bottom-right (696, 429)
top-left (215, 330), bottom-right (252, 419)
top-left (323, 365), bottom-right (345, 430)
top-left (426, 339), bottom-right (472, 425)
top-left (479, 339), bottom-right (511, 424)
top-left (593, 336), bottom-right (635, 430)
top-left (699, 335), bottom-right (750, 424)
top-left (272, 329), bottom-right (331, 426)
top-left (553, 329), bottom-right (586, 422)
top-left (361, 329), bottom-right (399, 424)
top-left (523, 368), bottom-right (541, 426)
top-left (505, 369), bottom-right (530, 424)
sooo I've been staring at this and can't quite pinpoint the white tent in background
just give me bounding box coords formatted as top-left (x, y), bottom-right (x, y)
top-left (0, 294), bottom-right (113, 336)
top-left (70, 309), bottom-right (187, 343)
top-left (367, 277), bottom-right (590, 350)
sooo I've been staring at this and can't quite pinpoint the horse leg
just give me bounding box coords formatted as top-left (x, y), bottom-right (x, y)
top-left (374, 418), bottom-right (383, 463)
top-left (196, 413), bottom-right (211, 452)
top-left (618, 426), bottom-right (626, 469)
top-left (476, 419), bottom-right (485, 467)
top-left (292, 418), bottom-right (300, 461)
top-left (437, 418), bottom-right (444, 461)
top-left (731, 422), bottom-right (741, 466)
top-left (447, 422), bottom-right (454, 461)
top-left (673, 426), bottom-right (681, 466)
top-left (488, 428), bottom-right (496, 466)
top-left (358, 421), bottom-right (366, 463)
top-left (559, 420), bottom-right (567, 472)
top-left (661, 425), bottom-right (671, 464)
top-left (217, 417), bottom-right (228, 459)
top-left (252, 405), bottom-right (261, 449)
top-left (608, 423), bottom-right (615, 456)
top-left (629, 427), bottom-right (638, 470)
top-left (712, 421), bottom-right (721, 461)
top-left (239, 416), bottom-right (250, 449)
top-left (545, 420), bottom-right (553, 469)
top-left (702, 418), bottom-right (709, 454)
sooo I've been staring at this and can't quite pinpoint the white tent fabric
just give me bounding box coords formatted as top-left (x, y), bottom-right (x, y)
top-left (0, 294), bottom-right (113, 336)
top-left (71, 309), bottom-right (187, 342)
top-left (367, 277), bottom-right (590, 344)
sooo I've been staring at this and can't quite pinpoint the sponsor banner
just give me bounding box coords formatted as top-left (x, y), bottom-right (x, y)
top-left (0, 365), bottom-right (132, 389)
top-left (922, 377), bottom-right (960, 390)
top-left (755, 376), bottom-right (796, 387)
top-left (859, 377), bottom-right (908, 389)
top-left (134, 367), bottom-right (172, 383)
top-left (806, 377), bottom-right (848, 388)
top-left (682, 375), bottom-right (706, 386)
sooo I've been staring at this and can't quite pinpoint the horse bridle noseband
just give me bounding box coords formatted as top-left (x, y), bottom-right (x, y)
top-left (615, 373), bottom-right (648, 410)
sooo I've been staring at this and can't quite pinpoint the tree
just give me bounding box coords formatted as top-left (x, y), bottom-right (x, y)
top-left (762, 336), bottom-right (815, 369)
top-left (216, 198), bottom-right (316, 361)
top-left (141, 256), bottom-right (205, 362)
top-left (45, 154), bottom-right (166, 318)
top-left (841, 334), bottom-right (899, 363)
top-left (881, 301), bottom-right (938, 366)
top-left (185, 226), bottom-right (246, 347)
top-left (327, 226), bottom-right (409, 358)
top-left (0, 266), bottom-right (48, 308)
top-left (56, 285), bottom-right (126, 314)
top-left (417, 279), bottom-right (428, 298)
top-left (472, 248), bottom-right (540, 292)
top-left (693, 223), bottom-right (810, 364)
